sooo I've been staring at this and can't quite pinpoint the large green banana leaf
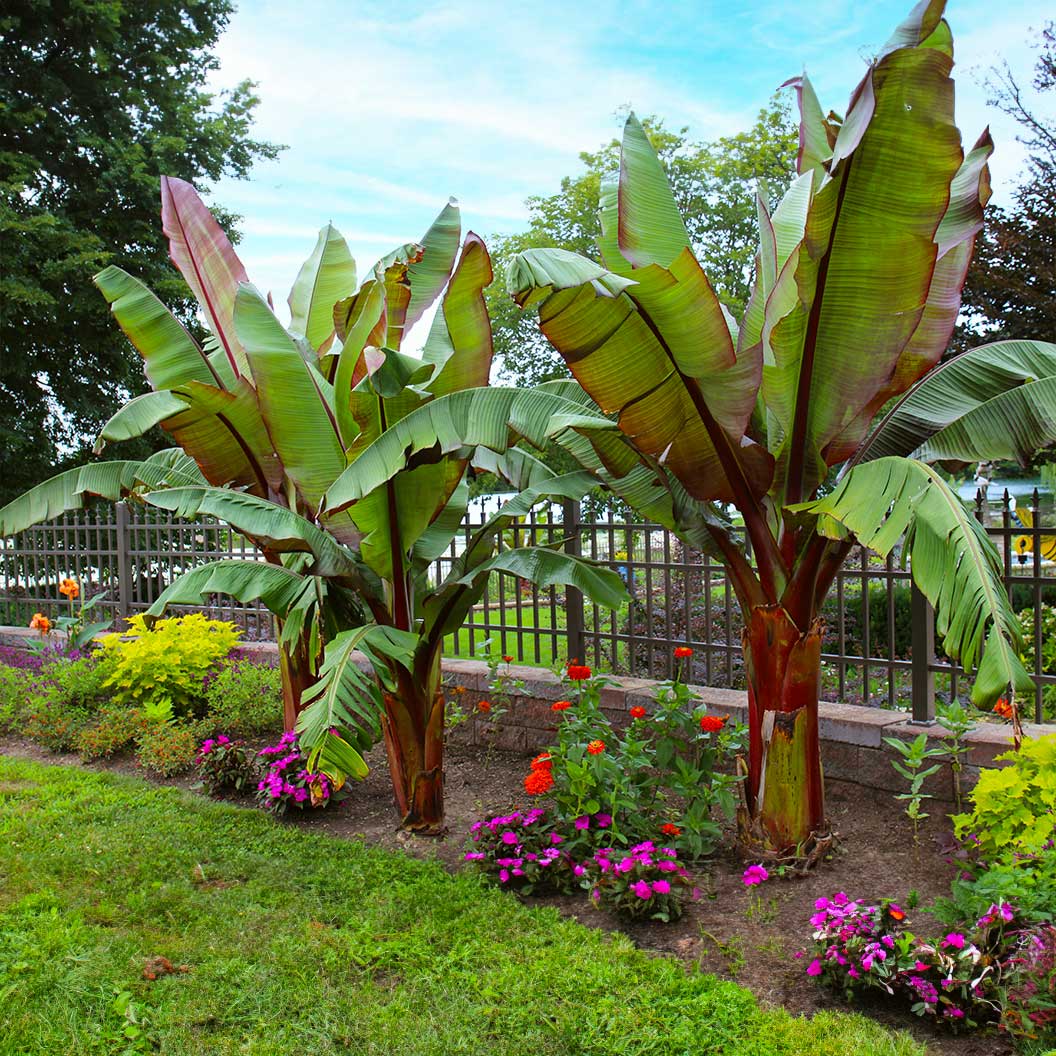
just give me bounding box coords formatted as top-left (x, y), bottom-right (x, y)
top-left (95, 391), bottom-right (194, 452)
top-left (403, 200), bottom-right (462, 338)
top-left (160, 176), bottom-right (250, 378)
top-left (0, 459), bottom-right (205, 536)
top-left (287, 224), bottom-right (357, 352)
top-left (851, 340), bottom-right (1056, 466)
top-left (144, 558), bottom-right (314, 622)
top-left (140, 487), bottom-right (377, 587)
top-left (762, 19), bottom-right (964, 504)
top-left (798, 457), bottom-right (1034, 706)
top-left (94, 266), bottom-right (224, 390)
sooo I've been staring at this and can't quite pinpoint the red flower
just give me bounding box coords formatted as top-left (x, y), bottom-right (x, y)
top-left (674, 646), bottom-right (693, 658)
top-left (629, 705), bottom-right (646, 720)
top-left (660, 822), bottom-right (682, 837)
top-left (586, 739), bottom-right (605, 755)
top-left (503, 655), bottom-right (513, 663)
top-left (524, 769), bottom-right (554, 795)
top-left (477, 700), bottom-right (492, 713)
top-left (993, 698), bottom-right (1014, 720)
top-left (530, 752), bottom-right (552, 771)
top-left (566, 662), bottom-right (592, 681)
top-left (699, 714), bottom-right (726, 733)
top-left (551, 700), bottom-right (572, 712)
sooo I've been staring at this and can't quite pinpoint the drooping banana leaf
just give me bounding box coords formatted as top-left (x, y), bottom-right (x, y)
top-left (797, 456), bottom-right (1034, 706)
top-left (94, 391), bottom-right (192, 453)
top-left (140, 487), bottom-right (378, 590)
top-left (143, 558), bottom-right (315, 622)
top-left (94, 266), bottom-right (224, 390)
top-left (287, 223), bottom-right (357, 352)
top-left (0, 459), bottom-right (205, 537)
top-left (160, 176), bottom-right (250, 378)
top-left (322, 387), bottom-right (614, 515)
top-left (850, 340), bottom-right (1056, 467)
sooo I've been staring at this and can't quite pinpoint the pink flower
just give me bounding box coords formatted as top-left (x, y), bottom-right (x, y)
top-left (631, 880), bottom-right (652, 899)
top-left (574, 815), bottom-right (590, 830)
top-left (573, 864), bottom-right (586, 877)
top-left (594, 813), bottom-right (612, 827)
top-left (806, 959), bottom-right (822, 977)
top-left (501, 831), bottom-right (518, 845)
top-left (742, 863), bottom-right (769, 886)
top-left (498, 869), bottom-right (510, 883)
top-left (942, 932), bottom-right (966, 950)
top-left (651, 880), bottom-right (671, 895)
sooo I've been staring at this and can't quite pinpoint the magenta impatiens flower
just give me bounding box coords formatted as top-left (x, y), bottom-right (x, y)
top-left (574, 815), bottom-right (590, 830)
top-left (742, 863), bottom-right (769, 886)
top-left (806, 958), bottom-right (822, 977)
top-left (631, 880), bottom-right (652, 899)
top-left (942, 932), bottom-right (966, 950)
top-left (651, 879), bottom-right (671, 895)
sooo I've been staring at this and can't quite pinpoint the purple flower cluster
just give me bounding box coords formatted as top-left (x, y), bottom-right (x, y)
top-left (588, 842), bottom-right (698, 922)
top-left (465, 809), bottom-right (575, 892)
top-left (254, 731), bottom-right (333, 815)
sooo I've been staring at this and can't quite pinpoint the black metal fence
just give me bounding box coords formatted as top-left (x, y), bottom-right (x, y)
top-left (3, 493), bottom-right (1054, 724)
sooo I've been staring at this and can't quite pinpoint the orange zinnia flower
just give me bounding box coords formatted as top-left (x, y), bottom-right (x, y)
top-left (629, 705), bottom-right (646, 719)
top-left (699, 714), bottom-right (726, 733)
top-left (503, 655), bottom-right (513, 663)
top-left (530, 752), bottom-right (552, 771)
top-left (566, 662), bottom-right (591, 681)
top-left (586, 739), bottom-right (605, 755)
top-left (674, 646), bottom-right (693, 658)
top-left (29, 612), bottom-right (51, 635)
top-left (477, 700), bottom-right (492, 713)
top-left (524, 769), bottom-right (554, 795)
top-left (59, 577), bottom-right (80, 600)
top-left (660, 822), bottom-right (682, 837)
top-left (551, 700), bottom-right (572, 712)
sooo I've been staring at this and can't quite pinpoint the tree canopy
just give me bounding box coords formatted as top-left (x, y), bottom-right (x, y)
top-left (486, 99), bottom-right (799, 388)
top-left (957, 22), bottom-right (1054, 351)
top-left (0, 0), bottom-right (280, 502)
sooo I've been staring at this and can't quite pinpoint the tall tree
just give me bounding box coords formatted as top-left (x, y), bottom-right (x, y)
top-left (487, 100), bottom-right (798, 388)
top-left (0, 0), bottom-right (280, 502)
top-left (957, 22), bottom-right (1054, 350)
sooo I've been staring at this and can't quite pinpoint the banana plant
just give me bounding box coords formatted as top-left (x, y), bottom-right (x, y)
top-left (0, 179), bottom-right (626, 832)
top-left (327, 0), bottom-right (1056, 856)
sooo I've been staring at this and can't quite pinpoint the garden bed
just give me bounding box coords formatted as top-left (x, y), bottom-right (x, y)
top-left (0, 734), bottom-right (1015, 1056)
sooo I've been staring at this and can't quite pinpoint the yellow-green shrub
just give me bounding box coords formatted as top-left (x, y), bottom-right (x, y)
top-left (952, 734), bottom-right (1056, 861)
top-left (97, 614), bottom-right (240, 720)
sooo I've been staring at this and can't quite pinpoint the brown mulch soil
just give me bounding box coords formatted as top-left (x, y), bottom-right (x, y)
top-left (0, 734), bottom-right (1013, 1056)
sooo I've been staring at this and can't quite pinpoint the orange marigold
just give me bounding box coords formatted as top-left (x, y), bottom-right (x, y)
top-left (477, 700), bottom-right (492, 713)
top-left (699, 714), bottom-right (726, 733)
top-left (551, 700), bottom-right (572, 712)
top-left (530, 751), bottom-right (552, 771)
top-left (629, 705), bottom-right (646, 720)
top-left (524, 769), bottom-right (554, 795)
top-left (674, 646), bottom-right (693, 658)
top-left (59, 577), bottom-right (80, 599)
top-left (586, 739), bottom-right (605, 755)
top-left (29, 612), bottom-right (51, 635)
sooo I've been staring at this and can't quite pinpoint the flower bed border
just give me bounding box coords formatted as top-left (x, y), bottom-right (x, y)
top-left (2, 626), bottom-right (1052, 800)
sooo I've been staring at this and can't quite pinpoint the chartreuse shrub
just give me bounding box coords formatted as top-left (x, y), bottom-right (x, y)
top-left (952, 734), bottom-right (1056, 861)
top-left (97, 614), bottom-right (240, 720)
top-left (0, 756), bottom-right (925, 1056)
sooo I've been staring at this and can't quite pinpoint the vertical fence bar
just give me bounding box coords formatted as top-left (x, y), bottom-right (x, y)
top-left (910, 583), bottom-right (936, 723)
top-left (115, 501), bottom-right (132, 620)
top-left (562, 499), bottom-right (585, 664)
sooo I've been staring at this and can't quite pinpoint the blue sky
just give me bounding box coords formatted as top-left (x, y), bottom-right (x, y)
top-left (206, 0), bottom-right (1046, 336)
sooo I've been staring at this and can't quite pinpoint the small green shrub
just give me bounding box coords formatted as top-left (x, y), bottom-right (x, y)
top-left (201, 659), bottom-right (282, 737)
top-left (135, 722), bottom-right (199, 776)
top-left (34, 654), bottom-right (109, 712)
top-left (97, 614), bottom-right (240, 720)
top-left (194, 736), bottom-right (258, 795)
top-left (22, 700), bottom-right (92, 752)
top-left (0, 665), bottom-right (31, 732)
top-left (952, 734), bottom-right (1056, 861)
top-left (1018, 605), bottom-right (1056, 721)
top-left (932, 849), bottom-right (1056, 929)
top-left (75, 704), bottom-right (151, 761)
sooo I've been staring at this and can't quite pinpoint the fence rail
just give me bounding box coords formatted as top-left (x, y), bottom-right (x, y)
top-left (3, 492), bottom-right (1054, 724)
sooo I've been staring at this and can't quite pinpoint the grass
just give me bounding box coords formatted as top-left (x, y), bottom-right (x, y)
top-left (0, 757), bottom-right (929, 1056)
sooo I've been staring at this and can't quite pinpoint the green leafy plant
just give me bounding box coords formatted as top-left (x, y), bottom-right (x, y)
top-left (883, 733), bottom-right (944, 844)
top-left (0, 183), bottom-right (626, 836)
top-left (354, 1), bottom-right (1056, 856)
top-left (134, 721), bottom-right (199, 777)
top-left (75, 704), bottom-right (151, 761)
top-left (0, 664), bottom-right (32, 732)
top-left (201, 659), bottom-right (282, 738)
top-left (1018, 604), bottom-right (1056, 722)
top-left (96, 614), bottom-right (240, 720)
top-left (934, 700), bottom-right (975, 811)
top-left (952, 733), bottom-right (1056, 862)
top-left (194, 736), bottom-right (258, 795)
top-left (54, 579), bottom-right (112, 653)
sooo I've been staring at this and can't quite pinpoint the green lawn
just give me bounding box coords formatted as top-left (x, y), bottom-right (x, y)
top-left (0, 757), bottom-right (927, 1056)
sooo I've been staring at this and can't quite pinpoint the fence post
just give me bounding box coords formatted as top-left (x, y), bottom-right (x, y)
top-left (562, 498), bottom-right (585, 664)
top-left (910, 582), bottom-right (935, 723)
top-left (115, 501), bottom-right (132, 621)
